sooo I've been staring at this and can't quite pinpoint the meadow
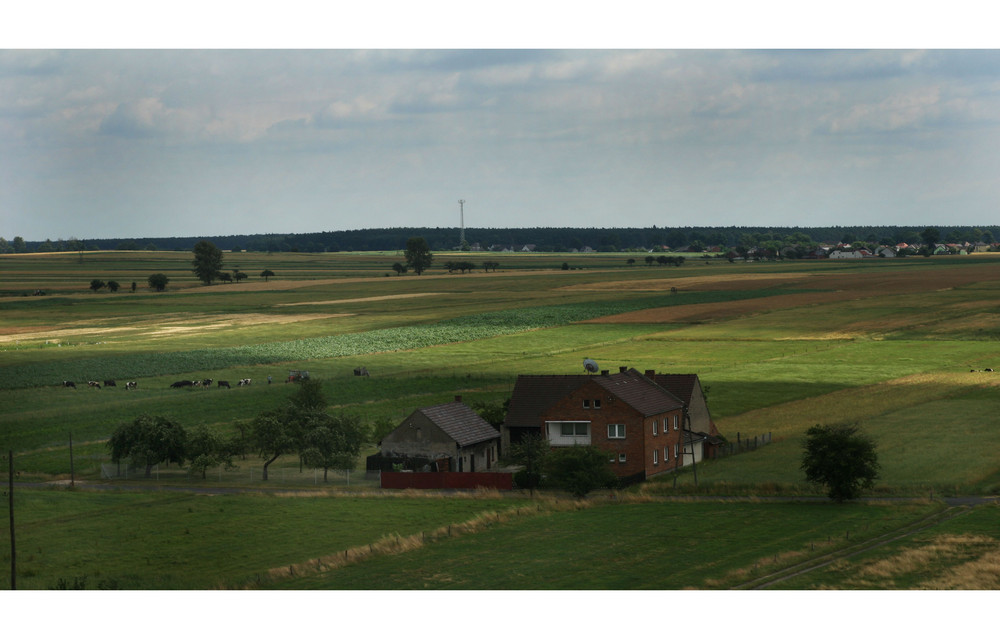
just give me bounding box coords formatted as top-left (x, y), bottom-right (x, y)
top-left (2, 249), bottom-right (1000, 589)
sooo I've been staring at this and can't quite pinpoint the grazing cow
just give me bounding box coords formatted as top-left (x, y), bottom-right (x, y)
top-left (987, 368), bottom-right (994, 372)
top-left (201, 379), bottom-right (213, 387)
top-left (238, 378), bottom-right (252, 386)
top-left (218, 380), bottom-right (230, 389)
top-left (104, 380), bottom-right (117, 387)
top-left (354, 366), bottom-right (370, 377)
top-left (170, 380), bottom-right (194, 388)
top-left (87, 381), bottom-right (101, 389)
top-left (62, 380), bottom-right (76, 389)
top-left (125, 381), bottom-right (138, 390)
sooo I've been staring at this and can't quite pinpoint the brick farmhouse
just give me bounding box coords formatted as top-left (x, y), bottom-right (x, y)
top-left (503, 367), bottom-right (720, 482)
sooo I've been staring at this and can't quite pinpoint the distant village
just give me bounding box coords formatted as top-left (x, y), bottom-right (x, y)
top-left (462, 240), bottom-right (994, 259)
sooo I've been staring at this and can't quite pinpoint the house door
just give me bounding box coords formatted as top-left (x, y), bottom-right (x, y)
top-left (469, 455), bottom-right (475, 472)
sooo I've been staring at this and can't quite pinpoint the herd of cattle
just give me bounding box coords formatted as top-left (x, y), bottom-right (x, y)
top-left (61, 378), bottom-right (252, 390)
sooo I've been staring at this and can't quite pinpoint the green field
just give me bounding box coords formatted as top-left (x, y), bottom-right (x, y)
top-left (3, 249), bottom-right (1000, 590)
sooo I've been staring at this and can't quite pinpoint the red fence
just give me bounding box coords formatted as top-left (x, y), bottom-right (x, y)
top-left (380, 472), bottom-right (513, 491)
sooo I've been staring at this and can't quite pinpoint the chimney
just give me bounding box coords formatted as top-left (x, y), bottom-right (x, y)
top-left (619, 366), bottom-right (628, 373)
top-left (454, 395), bottom-right (462, 403)
top-left (644, 369), bottom-right (656, 379)
top-left (601, 370), bottom-right (609, 376)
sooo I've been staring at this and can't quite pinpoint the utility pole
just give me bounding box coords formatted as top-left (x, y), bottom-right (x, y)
top-left (458, 199), bottom-right (466, 247)
top-left (7, 450), bottom-right (14, 590)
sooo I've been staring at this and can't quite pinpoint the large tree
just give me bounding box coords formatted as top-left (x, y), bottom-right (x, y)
top-left (300, 413), bottom-right (369, 481)
top-left (545, 445), bottom-right (617, 498)
top-left (192, 240), bottom-right (224, 285)
top-left (186, 426), bottom-right (235, 479)
top-left (801, 423), bottom-right (880, 502)
top-left (107, 415), bottom-right (187, 478)
top-left (404, 236), bottom-right (433, 275)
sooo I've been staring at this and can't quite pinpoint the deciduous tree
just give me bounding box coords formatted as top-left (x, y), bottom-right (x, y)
top-left (107, 415), bottom-right (187, 478)
top-left (404, 236), bottom-right (433, 275)
top-left (545, 445), bottom-right (617, 497)
top-left (192, 240), bottom-right (224, 285)
top-left (801, 423), bottom-right (880, 502)
top-left (147, 273), bottom-right (169, 292)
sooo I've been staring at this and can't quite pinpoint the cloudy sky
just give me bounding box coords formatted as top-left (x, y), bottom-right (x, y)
top-left (3, 11), bottom-right (1000, 241)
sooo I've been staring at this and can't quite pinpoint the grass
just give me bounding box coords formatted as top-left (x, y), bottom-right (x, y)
top-left (273, 499), bottom-right (941, 589)
top-left (4, 250), bottom-right (1000, 590)
top-left (0, 488), bottom-right (526, 590)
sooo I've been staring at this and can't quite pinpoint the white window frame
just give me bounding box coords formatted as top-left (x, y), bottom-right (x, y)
top-left (652, 420), bottom-right (658, 436)
top-left (653, 449), bottom-right (659, 465)
top-left (547, 421), bottom-right (591, 446)
top-left (607, 423), bottom-right (626, 439)
top-left (593, 398), bottom-right (602, 409)
top-left (582, 399), bottom-right (591, 409)
top-left (618, 453), bottom-right (627, 463)
top-left (673, 414), bottom-right (679, 430)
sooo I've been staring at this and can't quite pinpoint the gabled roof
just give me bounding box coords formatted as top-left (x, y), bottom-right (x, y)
top-left (651, 373), bottom-right (700, 406)
top-left (505, 368), bottom-right (685, 427)
top-left (592, 368), bottom-right (684, 416)
top-left (504, 375), bottom-right (589, 428)
top-left (418, 401), bottom-right (499, 447)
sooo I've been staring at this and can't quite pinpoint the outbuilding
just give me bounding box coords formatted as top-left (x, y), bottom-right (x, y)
top-left (372, 397), bottom-right (501, 474)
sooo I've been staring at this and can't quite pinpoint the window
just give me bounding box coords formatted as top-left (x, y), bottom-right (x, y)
top-left (561, 422), bottom-right (588, 437)
top-left (673, 414), bottom-right (679, 430)
top-left (652, 420), bottom-right (658, 436)
top-left (593, 399), bottom-right (601, 409)
top-left (582, 399), bottom-right (590, 409)
top-left (664, 446), bottom-right (669, 462)
top-left (607, 424), bottom-right (625, 439)
top-left (674, 444), bottom-right (679, 459)
top-left (618, 453), bottom-right (627, 463)
top-left (653, 449), bottom-right (659, 465)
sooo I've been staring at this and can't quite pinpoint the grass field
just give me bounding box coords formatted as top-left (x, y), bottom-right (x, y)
top-left (3, 249), bottom-right (1000, 591)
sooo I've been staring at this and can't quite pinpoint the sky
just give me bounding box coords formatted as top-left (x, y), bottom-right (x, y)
top-left (3, 5), bottom-right (1000, 242)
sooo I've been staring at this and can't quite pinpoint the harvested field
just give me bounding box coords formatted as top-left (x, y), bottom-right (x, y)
top-left (581, 265), bottom-right (1000, 324)
top-left (0, 312), bottom-right (350, 343)
top-left (279, 292), bottom-right (446, 307)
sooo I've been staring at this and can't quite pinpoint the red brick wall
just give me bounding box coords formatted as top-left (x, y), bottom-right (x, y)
top-left (541, 379), bottom-right (683, 480)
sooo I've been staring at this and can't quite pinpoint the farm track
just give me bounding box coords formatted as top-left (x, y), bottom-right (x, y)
top-left (730, 503), bottom-right (980, 589)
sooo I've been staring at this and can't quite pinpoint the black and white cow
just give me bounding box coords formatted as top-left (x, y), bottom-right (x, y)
top-left (201, 379), bottom-right (213, 387)
top-left (62, 380), bottom-right (76, 389)
top-left (238, 378), bottom-right (252, 386)
top-left (170, 380), bottom-right (194, 388)
top-left (87, 381), bottom-right (101, 389)
top-left (125, 381), bottom-right (138, 390)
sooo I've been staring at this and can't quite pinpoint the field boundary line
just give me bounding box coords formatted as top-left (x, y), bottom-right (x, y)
top-left (731, 505), bottom-right (973, 590)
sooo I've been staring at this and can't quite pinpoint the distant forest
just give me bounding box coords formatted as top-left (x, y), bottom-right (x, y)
top-left (5, 225), bottom-right (999, 254)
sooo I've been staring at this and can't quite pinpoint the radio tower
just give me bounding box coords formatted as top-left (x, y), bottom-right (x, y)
top-left (458, 199), bottom-right (466, 247)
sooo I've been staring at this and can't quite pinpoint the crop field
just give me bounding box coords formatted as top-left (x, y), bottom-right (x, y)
top-left (2, 249), bottom-right (1000, 593)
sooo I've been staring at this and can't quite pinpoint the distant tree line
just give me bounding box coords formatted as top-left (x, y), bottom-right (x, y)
top-left (4, 225), bottom-right (999, 255)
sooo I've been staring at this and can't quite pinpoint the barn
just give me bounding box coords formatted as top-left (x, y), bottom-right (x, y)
top-left (367, 397), bottom-right (501, 475)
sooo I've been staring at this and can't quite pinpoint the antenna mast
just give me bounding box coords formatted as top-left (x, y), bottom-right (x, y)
top-left (458, 199), bottom-right (466, 247)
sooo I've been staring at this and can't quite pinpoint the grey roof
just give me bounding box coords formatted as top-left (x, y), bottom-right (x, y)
top-left (419, 401), bottom-right (500, 447)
